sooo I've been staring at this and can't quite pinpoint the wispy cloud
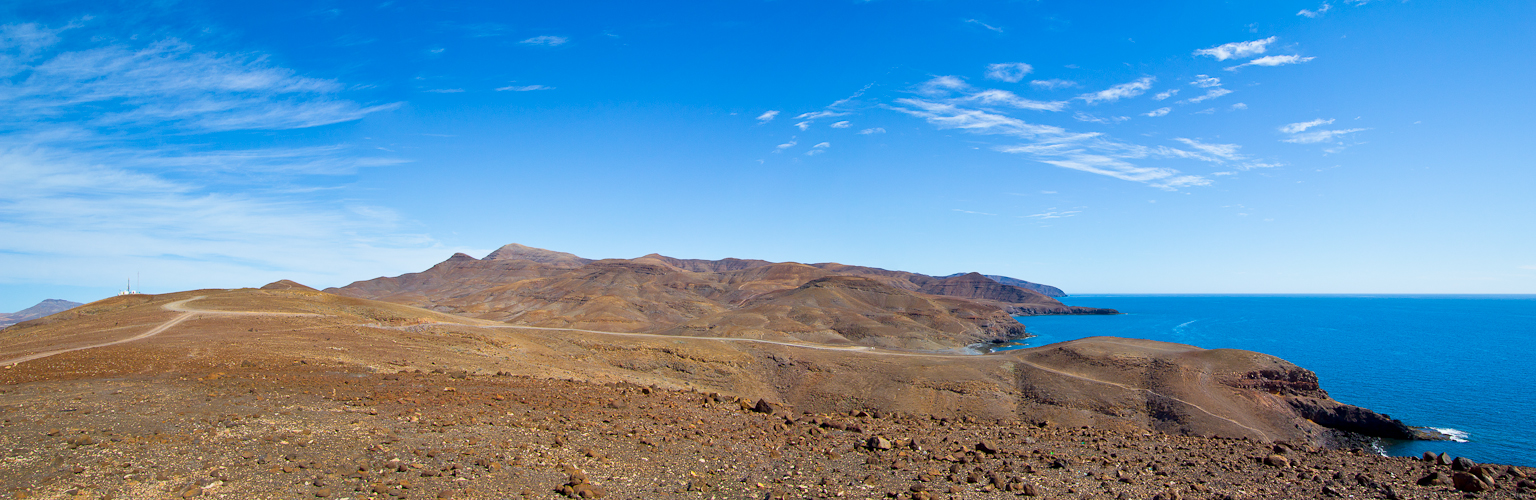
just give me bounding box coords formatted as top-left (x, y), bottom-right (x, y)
top-left (1279, 118), bottom-right (1367, 143)
top-left (0, 23), bottom-right (453, 291)
top-left (1154, 89), bottom-right (1179, 100)
top-left (1193, 36), bottom-right (1276, 61)
top-left (1030, 79), bottom-right (1078, 90)
top-left (1230, 103), bottom-right (1248, 110)
top-left (1174, 138), bottom-right (1243, 161)
top-left (496, 84), bottom-right (552, 91)
top-left (1298, 3), bottom-right (1333, 17)
top-left (793, 121), bottom-right (811, 131)
top-left (830, 121), bottom-right (851, 128)
top-left (985, 62), bottom-right (1032, 83)
top-left (1182, 88), bottom-right (1233, 104)
top-left (890, 96), bottom-right (1212, 190)
top-left (424, 88), bottom-right (464, 93)
top-left (795, 110), bottom-right (847, 120)
top-left (805, 142), bottom-right (831, 156)
top-left (858, 127), bottom-right (885, 135)
top-left (1073, 112), bottom-right (1128, 124)
top-left (952, 209), bottom-right (997, 216)
top-left (964, 89), bottom-right (1069, 112)
top-left (774, 140), bottom-right (797, 151)
top-left (964, 19), bottom-right (1003, 33)
top-left (519, 35), bottom-right (568, 47)
top-left (1280, 118), bottom-right (1334, 134)
top-left (1144, 107), bottom-right (1171, 117)
top-left (1077, 76), bottom-right (1155, 104)
top-left (1227, 54), bottom-right (1315, 71)
top-left (1024, 210), bottom-right (1080, 219)
top-left (1191, 75), bottom-right (1222, 88)
top-left (756, 110), bottom-right (779, 122)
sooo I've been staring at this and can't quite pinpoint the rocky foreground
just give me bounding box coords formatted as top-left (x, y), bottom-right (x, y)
top-left (1, 363), bottom-right (1532, 500)
top-left (2, 285), bottom-right (1531, 499)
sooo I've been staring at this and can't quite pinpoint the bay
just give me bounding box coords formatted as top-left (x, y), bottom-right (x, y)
top-left (1010, 295), bottom-right (1536, 467)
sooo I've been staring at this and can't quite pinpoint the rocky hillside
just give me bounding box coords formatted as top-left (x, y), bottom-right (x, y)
top-left (327, 244), bottom-right (1113, 349)
top-left (0, 298), bottom-right (83, 328)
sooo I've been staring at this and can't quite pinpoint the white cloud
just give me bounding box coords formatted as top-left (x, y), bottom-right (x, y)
top-left (496, 84), bottom-right (552, 91)
top-left (805, 143), bottom-right (829, 156)
top-left (953, 209), bottom-right (998, 216)
top-left (1226, 55), bottom-right (1315, 71)
top-left (1190, 75), bottom-right (1222, 88)
top-left (985, 62), bottom-right (1033, 83)
top-left (1, 35), bottom-right (397, 133)
top-left (1154, 89), bottom-right (1179, 100)
top-left (1073, 112), bottom-right (1129, 124)
top-left (1280, 118), bottom-right (1334, 134)
top-left (794, 110), bottom-right (847, 120)
top-left (1024, 210), bottom-right (1080, 219)
top-left (964, 19), bottom-right (1004, 33)
top-left (1279, 118), bottom-right (1366, 143)
top-left (830, 121), bottom-right (851, 128)
top-left (1144, 107), bottom-right (1171, 117)
top-left (793, 121), bottom-right (811, 131)
top-left (775, 140), bottom-right (797, 151)
top-left (756, 110), bottom-right (779, 122)
top-left (813, 142), bottom-right (830, 148)
top-left (1174, 138), bottom-right (1244, 161)
top-left (919, 75), bottom-right (970, 96)
top-left (1193, 36), bottom-right (1277, 61)
top-left (858, 127), bottom-right (886, 135)
top-left (1284, 128), bottom-right (1367, 144)
top-left (1182, 88), bottom-right (1233, 104)
top-left (965, 89), bottom-right (1069, 112)
top-left (0, 26), bottom-right (455, 292)
top-left (519, 35), bottom-right (567, 47)
top-left (1230, 103), bottom-right (1248, 110)
top-left (1298, 3), bottom-right (1333, 17)
top-left (424, 88), bottom-right (464, 93)
top-left (1030, 79), bottom-right (1078, 90)
top-left (1077, 77), bottom-right (1155, 104)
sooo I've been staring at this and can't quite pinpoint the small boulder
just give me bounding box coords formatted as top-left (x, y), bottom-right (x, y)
top-left (752, 399), bottom-right (775, 414)
top-left (1263, 454), bottom-right (1290, 468)
top-left (1421, 451), bottom-right (1437, 461)
top-left (1436, 452), bottom-right (1452, 466)
top-left (1416, 471), bottom-right (1450, 486)
top-left (975, 441), bottom-right (1000, 454)
top-left (1451, 472), bottom-right (1488, 493)
top-left (1452, 456), bottom-right (1476, 471)
top-left (866, 436), bottom-right (893, 451)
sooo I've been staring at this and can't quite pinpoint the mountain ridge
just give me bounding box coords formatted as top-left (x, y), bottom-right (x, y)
top-left (326, 244), bottom-right (1115, 349)
top-left (0, 299), bottom-right (83, 328)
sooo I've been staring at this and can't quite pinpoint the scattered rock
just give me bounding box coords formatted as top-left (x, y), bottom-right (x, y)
top-left (975, 441), bottom-right (999, 454)
top-left (752, 399), bottom-right (775, 414)
top-left (1452, 456), bottom-right (1477, 471)
top-left (867, 436), bottom-right (892, 451)
top-left (1263, 454), bottom-right (1290, 468)
top-left (1451, 472), bottom-right (1489, 493)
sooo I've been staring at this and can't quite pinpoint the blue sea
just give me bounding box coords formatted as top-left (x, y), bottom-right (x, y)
top-left (1009, 295), bottom-right (1536, 467)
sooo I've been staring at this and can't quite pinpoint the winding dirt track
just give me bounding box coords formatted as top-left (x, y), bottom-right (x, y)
top-left (1, 297), bottom-right (318, 367)
top-left (0, 298), bottom-right (1270, 437)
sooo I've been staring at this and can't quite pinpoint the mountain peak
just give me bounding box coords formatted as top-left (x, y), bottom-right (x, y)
top-left (484, 243), bottom-right (592, 267)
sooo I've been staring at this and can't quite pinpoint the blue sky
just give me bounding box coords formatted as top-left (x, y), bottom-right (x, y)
top-left (2, 0), bottom-right (1533, 310)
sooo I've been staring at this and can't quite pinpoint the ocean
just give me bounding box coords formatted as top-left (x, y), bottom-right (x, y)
top-left (1007, 295), bottom-right (1536, 468)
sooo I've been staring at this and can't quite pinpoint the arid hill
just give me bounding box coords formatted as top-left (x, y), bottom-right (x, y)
top-left (2, 285), bottom-right (1505, 499)
top-left (327, 244), bottom-right (1113, 349)
top-left (0, 298), bottom-right (82, 328)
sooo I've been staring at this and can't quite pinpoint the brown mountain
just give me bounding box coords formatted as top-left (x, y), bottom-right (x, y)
top-left (327, 244), bottom-right (1115, 349)
top-left (0, 299), bottom-right (84, 328)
